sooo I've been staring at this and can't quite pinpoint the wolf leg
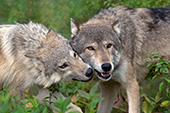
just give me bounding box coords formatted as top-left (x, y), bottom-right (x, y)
top-left (126, 79), bottom-right (140, 113)
top-left (97, 80), bottom-right (121, 113)
top-left (123, 62), bottom-right (140, 113)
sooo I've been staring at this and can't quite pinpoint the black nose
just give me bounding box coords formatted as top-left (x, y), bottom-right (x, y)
top-left (85, 68), bottom-right (93, 77)
top-left (101, 63), bottom-right (112, 72)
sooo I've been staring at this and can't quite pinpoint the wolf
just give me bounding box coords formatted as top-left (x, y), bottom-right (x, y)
top-left (0, 22), bottom-right (93, 112)
top-left (70, 6), bottom-right (170, 113)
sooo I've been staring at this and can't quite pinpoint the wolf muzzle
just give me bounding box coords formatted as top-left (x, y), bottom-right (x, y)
top-left (85, 68), bottom-right (93, 77)
top-left (72, 68), bottom-right (94, 82)
top-left (101, 63), bottom-right (112, 72)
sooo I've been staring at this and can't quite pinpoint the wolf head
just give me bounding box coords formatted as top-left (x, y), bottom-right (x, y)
top-left (25, 29), bottom-right (93, 87)
top-left (70, 19), bottom-right (121, 81)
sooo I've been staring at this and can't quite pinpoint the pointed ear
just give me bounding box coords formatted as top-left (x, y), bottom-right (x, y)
top-left (112, 19), bottom-right (121, 35)
top-left (46, 29), bottom-right (57, 42)
top-left (70, 18), bottom-right (79, 37)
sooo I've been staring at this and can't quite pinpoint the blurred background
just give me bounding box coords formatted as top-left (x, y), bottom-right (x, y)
top-left (0, 0), bottom-right (170, 39)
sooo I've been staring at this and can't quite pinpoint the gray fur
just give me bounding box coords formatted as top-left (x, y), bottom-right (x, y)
top-left (0, 22), bottom-right (93, 101)
top-left (70, 6), bottom-right (170, 113)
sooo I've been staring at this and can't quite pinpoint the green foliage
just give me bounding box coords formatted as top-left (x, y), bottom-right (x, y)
top-left (141, 50), bottom-right (170, 113)
top-left (0, 0), bottom-right (105, 39)
top-left (47, 81), bottom-right (102, 113)
top-left (2, 0), bottom-right (169, 39)
top-left (78, 82), bottom-right (103, 113)
top-left (142, 50), bottom-right (170, 80)
top-left (58, 81), bottom-right (83, 96)
top-left (53, 96), bottom-right (72, 113)
top-left (0, 82), bottom-right (102, 113)
top-left (0, 83), bottom-right (25, 113)
top-left (0, 83), bottom-right (50, 113)
top-left (0, 83), bottom-right (83, 113)
top-left (26, 97), bottom-right (48, 113)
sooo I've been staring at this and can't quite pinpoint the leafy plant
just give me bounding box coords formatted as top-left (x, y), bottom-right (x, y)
top-left (58, 81), bottom-right (83, 96)
top-left (0, 83), bottom-right (27, 113)
top-left (141, 50), bottom-right (170, 113)
top-left (26, 97), bottom-right (48, 113)
top-left (78, 82), bottom-right (103, 113)
top-left (53, 96), bottom-right (73, 113)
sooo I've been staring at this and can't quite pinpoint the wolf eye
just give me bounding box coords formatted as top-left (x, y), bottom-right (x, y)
top-left (59, 63), bottom-right (68, 69)
top-left (74, 52), bottom-right (77, 58)
top-left (107, 43), bottom-right (113, 49)
top-left (87, 46), bottom-right (95, 51)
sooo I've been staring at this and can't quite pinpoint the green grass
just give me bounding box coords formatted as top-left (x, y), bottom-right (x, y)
top-left (0, 0), bottom-right (105, 38)
top-left (1, 0), bottom-right (169, 38)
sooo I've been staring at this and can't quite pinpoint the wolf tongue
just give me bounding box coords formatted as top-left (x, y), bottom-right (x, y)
top-left (102, 73), bottom-right (110, 77)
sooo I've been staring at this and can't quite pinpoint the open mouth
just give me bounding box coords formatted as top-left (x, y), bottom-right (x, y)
top-left (72, 74), bottom-right (94, 82)
top-left (94, 69), bottom-right (111, 80)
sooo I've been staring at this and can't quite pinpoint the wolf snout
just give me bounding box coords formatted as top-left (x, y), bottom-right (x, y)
top-left (101, 63), bottom-right (112, 72)
top-left (85, 68), bottom-right (93, 77)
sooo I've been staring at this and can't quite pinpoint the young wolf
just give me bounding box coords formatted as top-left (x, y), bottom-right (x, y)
top-left (0, 22), bottom-right (93, 103)
top-left (70, 6), bottom-right (170, 113)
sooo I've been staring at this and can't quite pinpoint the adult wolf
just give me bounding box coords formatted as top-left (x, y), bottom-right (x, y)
top-left (0, 22), bottom-right (93, 103)
top-left (70, 6), bottom-right (170, 113)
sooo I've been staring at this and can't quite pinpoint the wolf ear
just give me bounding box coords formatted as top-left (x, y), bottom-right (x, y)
top-left (112, 19), bottom-right (121, 35)
top-left (70, 18), bottom-right (79, 38)
top-left (46, 29), bottom-right (57, 42)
